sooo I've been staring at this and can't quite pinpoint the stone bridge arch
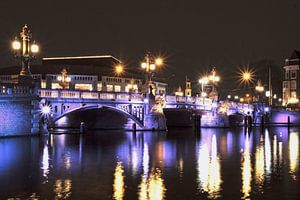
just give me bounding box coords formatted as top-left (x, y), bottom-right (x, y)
top-left (49, 105), bottom-right (144, 129)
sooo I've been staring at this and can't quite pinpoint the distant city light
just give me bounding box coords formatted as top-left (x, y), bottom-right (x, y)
top-left (227, 95), bottom-right (231, 99)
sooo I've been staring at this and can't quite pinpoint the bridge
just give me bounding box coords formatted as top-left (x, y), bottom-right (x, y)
top-left (38, 89), bottom-right (254, 130)
top-left (0, 81), bottom-right (254, 137)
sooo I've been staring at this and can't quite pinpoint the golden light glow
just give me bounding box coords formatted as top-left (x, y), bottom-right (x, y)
top-left (12, 40), bottom-right (21, 50)
top-left (289, 132), bottom-right (299, 175)
top-left (197, 134), bottom-right (222, 199)
top-left (31, 43), bottom-right (39, 53)
top-left (242, 133), bottom-right (252, 199)
top-left (115, 64), bottom-right (124, 76)
top-left (113, 162), bottom-right (125, 200)
top-left (238, 67), bottom-right (255, 85)
top-left (199, 76), bottom-right (209, 84)
top-left (138, 168), bottom-right (166, 200)
top-left (54, 179), bottom-right (72, 199)
top-left (155, 57), bottom-right (163, 66)
top-left (255, 80), bottom-right (264, 92)
top-left (255, 145), bottom-right (265, 185)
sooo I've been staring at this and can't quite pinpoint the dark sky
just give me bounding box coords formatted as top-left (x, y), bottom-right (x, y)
top-left (0, 0), bottom-right (300, 91)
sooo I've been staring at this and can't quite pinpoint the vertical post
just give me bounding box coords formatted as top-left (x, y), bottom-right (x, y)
top-left (269, 65), bottom-right (272, 106)
top-left (288, 116), bottom-right (290, 128)
top-left (261, 115), bottom-right (265, 130)
top-left (80, 122), bottom-right (85, 134)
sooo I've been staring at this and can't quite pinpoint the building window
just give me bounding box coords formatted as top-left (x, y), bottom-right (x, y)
top-left (283, 81), bottom-right (289, 89)
top-left (97, 83), bottom-right (102, 91)
top-left (51, 83), bottom-right (63, 89)
top-left (75, 84), bottom-right (93, 91)
top-left (291, 91), bottom-right (297, 98)
top-left (114, 85), bottom-right (121, 92)
top-left (107, 85), bottom-right (113, 92)
top-left (41, 80), bottom-right (46, 88)
top-left (285, 71), bottom-right (289, 80)
top-left (291, 80), bottom-right (297, 90)
top-left (291, 71), bottom-right (297, 79)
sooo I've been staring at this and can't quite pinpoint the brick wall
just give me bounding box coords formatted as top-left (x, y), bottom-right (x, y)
top-left (0, 96), bottom-right (40, 137)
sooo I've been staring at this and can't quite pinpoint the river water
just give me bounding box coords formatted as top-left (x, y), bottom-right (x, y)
top-left (0, 127), bottom-right (299, 199)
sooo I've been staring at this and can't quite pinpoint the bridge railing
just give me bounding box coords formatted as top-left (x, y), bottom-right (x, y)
top-left (38, 89), bottom-right (144, 102)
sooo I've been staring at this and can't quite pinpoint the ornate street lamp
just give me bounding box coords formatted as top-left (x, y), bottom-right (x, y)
top-left (57, 68), bottom-right (71, 89)
top-left (199, 76), bottom-right (209, 97)
top-left (141, 52), bottom-right (164, 113)
top-left (141, 52), bottom-right (163, 94)
top-left (11, 24), bottom-right (39, 76)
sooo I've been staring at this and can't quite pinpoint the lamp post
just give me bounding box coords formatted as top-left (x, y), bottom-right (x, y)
top-left (141, 52), bottom-right (163, 94)
top-left (57, 68), bottom-right (71, 89)
top-left (199, 76), bottom-right (209, 97)
top-left (208, 67), bottom-right (220, 100)
top-left (11, 24), bottom-right (39, 76)
top-left (141, 52), bottom-right (163, 113)
top-left (255, 80), bottom-right (264, 101)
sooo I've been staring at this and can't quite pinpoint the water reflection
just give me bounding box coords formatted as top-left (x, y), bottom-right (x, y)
top-left (197, 133), bottom-right (222, 199)
top-left (255, 138), bottom-right (265, 185)
top-left (113, 161), bottom-right (125, 200)
top-left (53, 179), bottom-right (72, 200)
top-left (241, 133), bottom-right (252, 199)
top-left (265, 130), bottom-right (271, 177)
top-left (138, 140), bottom-right (166, 200)
top-left (289, 132), bottom-right (299, 177)
top-left (1, 128), bottom-right (300, 200)
top-left (138, 168), bottom-right (166, 200)
top-left (41, 142), bottom-right (50, 181)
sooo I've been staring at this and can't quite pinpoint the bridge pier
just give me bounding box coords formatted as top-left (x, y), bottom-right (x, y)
top-left (144, 112), bottom-right (167, 131)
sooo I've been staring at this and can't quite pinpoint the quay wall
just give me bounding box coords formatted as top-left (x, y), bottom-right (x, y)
top-left (0, 96), bottom-right (40, 137)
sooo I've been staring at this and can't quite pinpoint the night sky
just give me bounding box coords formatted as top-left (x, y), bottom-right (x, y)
top-left (0, 0), bottom-right (300, 94)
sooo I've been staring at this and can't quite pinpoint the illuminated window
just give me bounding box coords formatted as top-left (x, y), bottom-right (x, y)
top-left (51, 83), bottom-right (64, 89)
top-left (291, 71), bottom-right (297, 79)
top-left (125, 84), bottom-right (138, 92)
top-left (291, 91), bottom-right (297, 98)
top-left (75, 84), bottom-right (93, 91)
top-left (97, 83), bottom-right (102, 91)
top-left (283, 81), bottom-right (289, 89)
top-left (107, 85), bottom-right (113, 92)
top-left (41, 80), bottom-right (46, 88)
top-left (114, 85), bottom-right (121, 92)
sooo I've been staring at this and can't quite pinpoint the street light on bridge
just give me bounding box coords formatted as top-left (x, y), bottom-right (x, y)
top-left (115, 64), bottom-right (124, 76)
top-left (141, 52), bottom-right (164, 113)
top-left (11, 24), bottom-right (39, 76)
top-left (141, 52), bottom-right (164, 93)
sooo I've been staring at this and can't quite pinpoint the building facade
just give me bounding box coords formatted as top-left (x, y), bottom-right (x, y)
top-left (0, 55), bottom-right (167, 95)
top-left (282, 50), bottom-right (300, 106)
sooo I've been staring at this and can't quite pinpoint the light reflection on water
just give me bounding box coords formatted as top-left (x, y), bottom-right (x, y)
top-left (0, 128), bottom-right (300, 199)
top-left (289, 132), bottom-right (299, 177)
top-left (113, 162), bottom-right (125, 200)
top-left (241, 133), bottom-right (251, 200)
top-left (197, 133), bottom-right (222, 199)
